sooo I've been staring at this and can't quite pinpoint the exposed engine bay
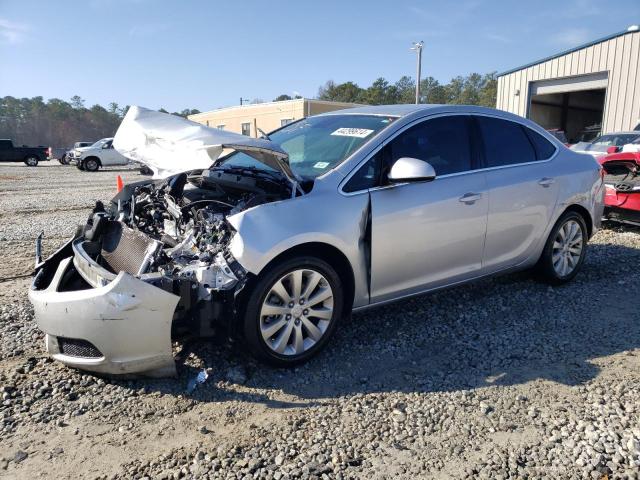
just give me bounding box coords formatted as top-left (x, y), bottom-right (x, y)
top-left (69, 167), bottom-right (294, 336)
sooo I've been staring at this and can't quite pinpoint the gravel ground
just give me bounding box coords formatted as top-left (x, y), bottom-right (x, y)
top-left (0, 162), bottom-right (639, 479)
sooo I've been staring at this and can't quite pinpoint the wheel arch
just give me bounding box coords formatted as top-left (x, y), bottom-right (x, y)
top-left (249, 242), bottom-right (356, 313)
top-left (562, 204), bottom-right (593, 238)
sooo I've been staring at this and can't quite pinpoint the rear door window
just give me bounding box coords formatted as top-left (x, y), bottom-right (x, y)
top-left (476, 116), bottom-right (537, 167)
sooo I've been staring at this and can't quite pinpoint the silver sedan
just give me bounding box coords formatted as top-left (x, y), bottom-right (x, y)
top-left (29, 105), bottom-right (604, 376)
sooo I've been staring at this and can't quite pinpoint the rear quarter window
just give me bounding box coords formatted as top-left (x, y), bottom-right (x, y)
top-left (525, 128), bottom-right (556, 160)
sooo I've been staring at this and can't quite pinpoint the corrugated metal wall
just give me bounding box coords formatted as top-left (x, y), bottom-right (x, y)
top-left (497, 30), bottom-right (640, 132)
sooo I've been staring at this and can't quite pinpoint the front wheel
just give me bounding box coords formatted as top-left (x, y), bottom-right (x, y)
top-left (24, 156), bottom-right (39, 167)
top-left (84, 158), bottom-right (99, 172)
top-left (242, 256), bottom-right (344, 367)
top-left (536, 211), bottom-right (588, 285)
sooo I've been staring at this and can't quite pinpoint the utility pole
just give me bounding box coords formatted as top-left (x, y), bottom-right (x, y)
top-left (240, 97), bottom-right (250, 106)
top-left (411, 41), bottom-right (424, 104)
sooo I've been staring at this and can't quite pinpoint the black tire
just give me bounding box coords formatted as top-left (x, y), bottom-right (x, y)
top-left (84, 158), bottom-right (99, 172)
top-left (536, 211), bottom-right (588, 285)
top-left (242, 256), bottom-right (345, 367)
top-left (24, 156), bottom-right (39, 167)
top-left (77, 162), bottom-right (85, 170)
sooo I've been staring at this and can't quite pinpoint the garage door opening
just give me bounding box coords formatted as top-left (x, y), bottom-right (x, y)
top-left (527, 72), bottom-right (608, 144)
top-left (529, 89), bottom-right (605, 143)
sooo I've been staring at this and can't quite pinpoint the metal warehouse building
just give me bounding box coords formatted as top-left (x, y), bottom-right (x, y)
top-left (497, 25), bottom-right (640, 143)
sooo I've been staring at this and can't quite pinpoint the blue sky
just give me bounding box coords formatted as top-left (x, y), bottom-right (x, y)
top-left (1, 0), bottom-right (639, 112)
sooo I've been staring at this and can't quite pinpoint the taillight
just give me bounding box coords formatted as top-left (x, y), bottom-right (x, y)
top-left (47, 147), bottom-right (51, 156)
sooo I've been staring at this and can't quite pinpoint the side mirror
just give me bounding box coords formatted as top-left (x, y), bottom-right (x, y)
top-left (388, 157), bottom-right (436, 183)
top-left (606, 146), bottom-right (620, 154)
top-left (102, 144), bottom-right (111, 149)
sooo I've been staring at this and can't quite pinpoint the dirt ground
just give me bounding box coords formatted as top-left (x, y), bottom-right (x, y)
top-left (0, 162), bottom-right (639, 479)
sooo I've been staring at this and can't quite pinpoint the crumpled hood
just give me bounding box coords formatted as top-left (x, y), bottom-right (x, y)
top-left (113, 106), bottom-right (297, 181)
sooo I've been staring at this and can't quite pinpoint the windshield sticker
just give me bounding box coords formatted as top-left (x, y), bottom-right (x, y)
top-left (331, 127), bottom-right (375, 138)
top-left (313, 161), bottom-right (330, 169)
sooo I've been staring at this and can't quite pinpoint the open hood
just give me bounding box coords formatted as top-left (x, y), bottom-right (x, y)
top-left (113, 106), bottom-right (299, 182)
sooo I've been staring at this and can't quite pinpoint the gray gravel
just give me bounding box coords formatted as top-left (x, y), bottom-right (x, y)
top-left (0, 162), bottom-right (639, 479)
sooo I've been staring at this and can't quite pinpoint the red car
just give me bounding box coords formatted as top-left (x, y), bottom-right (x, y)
top-left (599, 146), bottom-right (640, 226)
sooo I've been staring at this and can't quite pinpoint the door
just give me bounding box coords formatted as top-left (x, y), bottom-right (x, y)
top-left (0, 140), bottom-right (12, 162)
top-left (367, 115), bottom-right (489, 303)
top-left (100, 140), bottom-right (121, 165)
top-left (474, 116), bottom-right (560, 272)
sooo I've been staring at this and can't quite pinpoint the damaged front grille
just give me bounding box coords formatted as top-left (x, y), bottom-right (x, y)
top-left (101, 221), bottom-right (161, 276)
top-left (58, 337), bottom-right (103, 358)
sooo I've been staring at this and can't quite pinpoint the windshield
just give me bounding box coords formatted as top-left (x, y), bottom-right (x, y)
top-left (592, 134), bottom-right (640, 146)
top-left (217, 114), bottom-right (396, 179)
top-left (90, 139), bottom-right (109, 148)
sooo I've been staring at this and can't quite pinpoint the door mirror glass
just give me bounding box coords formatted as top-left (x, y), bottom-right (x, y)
top-left (388, 157), bottom-right (436, 183)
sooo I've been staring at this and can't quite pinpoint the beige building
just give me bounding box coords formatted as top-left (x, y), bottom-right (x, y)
top-left (188, 98), bottom-right (358, 137)
top-left (497, 25), bottom-right (640, 142)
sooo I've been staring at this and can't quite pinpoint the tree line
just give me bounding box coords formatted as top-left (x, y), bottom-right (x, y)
top-left (316, 73), bottom-right (498, 107)
top-left (0, 96), bottom-right (201, 147)
top-left (1, 72), bottom-right (496, 147)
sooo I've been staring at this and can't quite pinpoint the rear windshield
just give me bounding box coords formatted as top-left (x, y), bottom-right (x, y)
top-left (218, 114), bottom-right (396, 179)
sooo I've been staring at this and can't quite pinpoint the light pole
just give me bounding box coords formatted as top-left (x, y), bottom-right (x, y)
top-left (411, 41), bottom-right (424, 104)
top-left (240, 97), bottom-right (250, 106)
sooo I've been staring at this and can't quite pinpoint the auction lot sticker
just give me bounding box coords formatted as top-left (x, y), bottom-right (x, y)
top-left (331, 128), bottom-right (375, 138)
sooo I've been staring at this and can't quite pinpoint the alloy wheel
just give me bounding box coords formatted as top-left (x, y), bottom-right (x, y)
top-left (26, 157), bottom-right (38, 166)
top-left (259, 269), bottom-right (334, 356)
top-left (551, 219), bottom-right (583, 277)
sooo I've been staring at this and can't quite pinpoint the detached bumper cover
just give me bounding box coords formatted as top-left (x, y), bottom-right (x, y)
top-left (29, 256), bottom-right (180, 377)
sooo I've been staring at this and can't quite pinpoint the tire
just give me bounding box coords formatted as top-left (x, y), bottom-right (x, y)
top-left (84, 158), bottom-right (99, 172)
top-left (536, 211), bottom-right (588, 285)
top-left (77, 162), bottom-right (85, 171)
top-left (24, 156), bottom-right (39, 167)
top-left (242, 256), bottom-right (345, 367)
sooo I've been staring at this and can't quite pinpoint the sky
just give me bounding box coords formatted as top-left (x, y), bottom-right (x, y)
top-left (1, 0), bottom-right (639, 113)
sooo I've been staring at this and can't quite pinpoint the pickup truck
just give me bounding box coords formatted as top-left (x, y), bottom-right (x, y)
top-left (72, 138), bottom-right (130, 171)
top-left (0, 139), bottom-right (49, 166)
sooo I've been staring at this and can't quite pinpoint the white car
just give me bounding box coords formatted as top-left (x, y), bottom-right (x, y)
top-left (75, 138), bottom-right (129, 171)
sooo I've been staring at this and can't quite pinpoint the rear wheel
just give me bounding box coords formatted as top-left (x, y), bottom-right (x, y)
top-left (537, 211), bottom-right (587, 284)
top-left (242, 256), bottom-right (344, 366)
top-left (84, 158), bottom-right (99, 172)
top-left (24, 156), bottom-right (39, 167)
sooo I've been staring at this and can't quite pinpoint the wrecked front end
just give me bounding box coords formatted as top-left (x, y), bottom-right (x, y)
top-left (29, 168), bottom-right (293, 376)
top-left (601, 155), bottom-right (640, 226)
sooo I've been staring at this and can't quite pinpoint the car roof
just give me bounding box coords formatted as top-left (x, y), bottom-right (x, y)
top-left (317, 104), bottom-right (530, 121)
top-left (316, 104), bottom-right (553, 137)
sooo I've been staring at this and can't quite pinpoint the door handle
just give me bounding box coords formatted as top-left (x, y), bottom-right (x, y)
top-left (538, 177), bottom-right (555, 187)
top-left (458, 192), bottom-right (482, 204)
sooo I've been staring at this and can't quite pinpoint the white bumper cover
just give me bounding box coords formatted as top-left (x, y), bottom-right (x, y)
top-left (29, 257), bottom-right (180, 377)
